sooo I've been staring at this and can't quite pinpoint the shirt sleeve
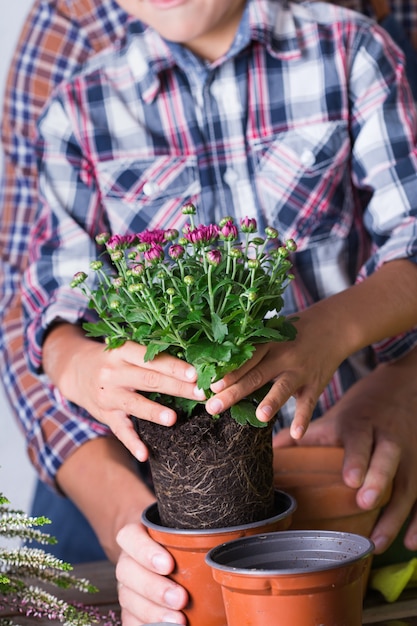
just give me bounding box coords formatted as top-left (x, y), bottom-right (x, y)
top-left (348, 20), bottom-right (417, 362)
top-left (0, 0), bottom-right (127, 488)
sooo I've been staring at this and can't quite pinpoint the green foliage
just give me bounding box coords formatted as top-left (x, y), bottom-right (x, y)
top-left (72, 205), bottom-right (298, 426)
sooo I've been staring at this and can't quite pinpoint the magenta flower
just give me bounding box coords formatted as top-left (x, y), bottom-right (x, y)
top-left (169, 244), bottom-right (185, 259)
top-left (219, 220), bottom-right (238, 241)
top-left (106, 234), bottom-right (137, 250)
top-left (144, 243), bottom-right (164, 263)
top-left (207, 249), bottom-right (222, 266)
top-left (138, 228), bottom-right (166, 245)
top-left (240, 217), bottom-right (257, 233)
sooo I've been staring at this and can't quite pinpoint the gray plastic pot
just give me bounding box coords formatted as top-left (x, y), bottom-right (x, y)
top-left (206, 530), bottom-right (374, 626)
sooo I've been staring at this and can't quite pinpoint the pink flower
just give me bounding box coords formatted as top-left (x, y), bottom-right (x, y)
top-left (219, 220), bottom-right (238, 241)
top-left (138, 229), bottom-right (166, 245)
top-left (207, 249), bottom-right (222, 266)
top-left (144, 243), bottom-right (164, 263)
top-left (106, 234), bottom-right (137, 250)
top-left (169, 244), bottom-right (185, 259)
top-left (240, 217), bottom-right (257, 233)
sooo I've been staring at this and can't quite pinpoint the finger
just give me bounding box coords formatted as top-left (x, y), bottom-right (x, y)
top-left (403, 503), bottom-right (417, 550)
top-left (123, 341), bottom-right (197, 383)
top-left (355, 438), bottom-right (400, 511)
top-left (288, 386), bottom-right (320, 439)
top-left (116, 555), bottom-right (187, 623)
top-left (370, 487), bottom-right (411, 554)
top-left (106, 410), bottom-right (150, 461)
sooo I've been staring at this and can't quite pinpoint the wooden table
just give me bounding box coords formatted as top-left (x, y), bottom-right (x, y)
top-left (2, 559), bottom-right (417, 625)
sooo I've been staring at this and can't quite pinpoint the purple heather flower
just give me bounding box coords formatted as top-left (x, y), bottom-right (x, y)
top-left (240, 217), bottom-right (257, 233)
top-left (207, 249), bottom-right (222, 266)
top-left (144, 243), bottom-right (164, 263)
top-left (169, 244), bottom-right (185, 259)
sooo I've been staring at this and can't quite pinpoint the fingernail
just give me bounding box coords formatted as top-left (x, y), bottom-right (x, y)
top-left (345, 468), bottom-right (363, 488)
top-left (164, 586), bottom-right (183, 609)
top-left (152, 552), bottom-right (171, 573)
top-left (207, 398), bottom-right (223, 414)
top-left (193, 386), bottom-right (206, 400)
top-left (362, 489), bottom-right (378, 508)
top-left (372, 535), bottom-right (388, 553)
top-left (291, 424), bottom-right (304, 439)
top-left (259, 405), bottom-right (273, 420)
top-left (160, 410), bottom-right (175, 426)
top-left (185, 366), bottom-right (197, 380)
top-left (211, 379), bottom-right (225, 392)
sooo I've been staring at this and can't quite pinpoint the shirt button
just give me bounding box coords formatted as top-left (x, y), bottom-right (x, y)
top-left (300, 149), bottom-right (315, 167)
top-left (223, 168), bottom-right (239, 186)
top-left (143, 181), bottom-right (160, 196)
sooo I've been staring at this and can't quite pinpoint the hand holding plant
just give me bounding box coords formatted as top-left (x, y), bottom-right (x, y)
top-left (72, 204), bottom-right (297, 425)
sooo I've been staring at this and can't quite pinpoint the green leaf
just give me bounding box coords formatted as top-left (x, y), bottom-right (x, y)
top-left (211, 312), bottom-right (228, 342)
top-left (230, 401), bottom-right (268, 427)
top-left (186, 340), bottom-right (232, 365)
top-left (144, 341), bottom-right (172, 361)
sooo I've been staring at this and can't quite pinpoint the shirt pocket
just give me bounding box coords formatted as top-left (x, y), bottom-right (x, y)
top-left (251, 121), bottom-right (352, 249)
top-left (96, 155), bottom-right (200, 233)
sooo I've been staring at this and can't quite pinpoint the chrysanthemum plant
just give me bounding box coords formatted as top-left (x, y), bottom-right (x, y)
top-left (72, 204), bottom-right (297, 426)
top-left (0, 491), bottom-right (120, 626)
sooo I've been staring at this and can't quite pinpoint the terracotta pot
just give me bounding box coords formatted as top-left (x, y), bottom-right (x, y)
top-left (141, 490), bottom-right (296, 626)
top-left (206, 530), bottom-right (374, 626)
top-left (273, 446), bottom-right (391, 535)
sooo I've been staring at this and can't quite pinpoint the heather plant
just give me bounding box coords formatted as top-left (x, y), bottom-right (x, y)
top-left (72, 204), bottom-right (297, 425)
top-left (0, 492), bottom-right (120, 626)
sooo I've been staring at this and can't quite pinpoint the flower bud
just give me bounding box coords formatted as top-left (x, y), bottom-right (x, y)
top-left (89, 261), bottom-right (103, 271)
top-left (184, 275), bottom-right (195, 285)
top-left (286, 238), bottom-right (297, 252)
top-left (112, 277), bottom-right (124, 288)
top-left (95, 232), bottom-right (110, 245)
top-left (247, 258), bottom-right (260, 270)
top-left (169, 244), bottom-right (185, 259)
top-left (265, 226), bottom-right (278, 239)
top-left (70, 271), bottom-right (88, 287)
top-left (182, 203), bottom-right (197, 215)
top-left (207, 250), bottom-right (222, 266)
top-left (110, 250), bottom-right (124, 262)
top-left (219, 216), bottom-right (234, 228)
top-left (240, 217), bottom-right (257, 233)
top-left (229, 247), bottom-right (243, 259)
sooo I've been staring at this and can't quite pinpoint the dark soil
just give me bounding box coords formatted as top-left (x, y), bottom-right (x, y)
top-left (134, 408), bottom-right (275, 529)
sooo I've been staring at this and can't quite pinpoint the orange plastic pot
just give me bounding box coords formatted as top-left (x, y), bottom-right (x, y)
top-left (206, 530), bottom-right (374, 626)
top-left (273, 446), bottom-right (391, 535)
top-left (141, 490), bottom-right (296, 626)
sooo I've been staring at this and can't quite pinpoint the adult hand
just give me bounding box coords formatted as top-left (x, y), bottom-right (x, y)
top-left (43, 323), bottom-right (205, 460)
top-left (273, 350), bottom-right (417, 554)
top-left (207, 305), bottom-right (346, 439)
top-left (116, 523), bottom-right (188, 625)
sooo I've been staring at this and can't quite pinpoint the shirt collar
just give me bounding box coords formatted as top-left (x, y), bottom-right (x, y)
top-left (124, 0), bottom-right (304, 101)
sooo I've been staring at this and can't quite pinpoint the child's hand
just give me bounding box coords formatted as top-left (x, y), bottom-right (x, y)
top-left (206, 306), bottom-right (347, 439)
top-left (43, 324), bottom-right (205, 460)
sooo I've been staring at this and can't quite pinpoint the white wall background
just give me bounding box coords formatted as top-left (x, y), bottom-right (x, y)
top-left (0, 1), bottom-right (37, 513)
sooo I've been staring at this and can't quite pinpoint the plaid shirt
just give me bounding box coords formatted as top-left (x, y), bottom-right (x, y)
top-left (0, 0), bottom-right (128, 487)
top-left (23, 0), bottom-right (417, 426)
top-left (3, 0), bottom-right (417, 487)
